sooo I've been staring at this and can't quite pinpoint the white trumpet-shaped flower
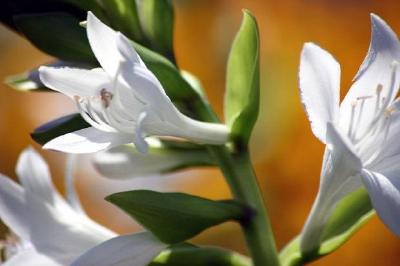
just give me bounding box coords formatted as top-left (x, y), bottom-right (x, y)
top-left (39, 12), bottom-right (228, 154)
top-left (299, 14), bottom-right (400, 253)
top-left (0, 148), bottom-right (166, 265)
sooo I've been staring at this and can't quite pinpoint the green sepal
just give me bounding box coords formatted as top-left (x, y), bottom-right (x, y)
top-left (14, 12), bottom-right (96, 63)
top-left (150, 245), bottom-right (251, 266)
top-left (224, 10), bottom-right (260, 145)
top-left (279, 189), bottom-right (374, 266)
top-left (99, 0), bottom-right (145, 42)
top-left (139, 0), bottom-right (175, 62)
top-left (31, 113), bottom-right (89, 145)
top-left (106, 190), bottom-right (253, 244)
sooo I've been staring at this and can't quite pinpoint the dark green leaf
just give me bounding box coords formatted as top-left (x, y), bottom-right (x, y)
top-left (99, 0), bottom-right (145, 42)
top-left (106, 190), bottom-right (252, 244)
top-left (59, 0), bottom-right (106, 19)
top-left (150, 246), bottom-right (251, 266)
top-left (0, 0), bottom-right (85, 31)
top-left (139, 0), bottom-right (175, 62)
top-left (14, 12), bottom-right (96, 63)
top-left (225, 10), bottom-right (260, 145)
top-left (279, 189), bottom-right (374, 266)
top-left (31, 113), bottom-right (89, 145)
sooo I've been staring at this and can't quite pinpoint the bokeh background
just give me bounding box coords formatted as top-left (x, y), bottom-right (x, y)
top-left (0, 0), bottom-right (400, 265)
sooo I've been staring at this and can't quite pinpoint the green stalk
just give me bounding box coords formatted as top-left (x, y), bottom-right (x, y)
top-left (188, 98), bottom-right (279, 266)
top-left (208, 146), bottom-right (279, 266)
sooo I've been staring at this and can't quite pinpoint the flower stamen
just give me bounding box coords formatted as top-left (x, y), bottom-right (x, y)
top-left (348, 101), bottom-right (357, 138)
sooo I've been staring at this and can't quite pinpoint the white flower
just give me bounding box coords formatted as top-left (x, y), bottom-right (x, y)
top-left (93, 139), bottom-right (212, 179)
top-left (39, 12), bottom-right (228, 154)
top-left (0, 148), bottom-right (166, 265)
top-left (299, 14), bottom-right (400, 253)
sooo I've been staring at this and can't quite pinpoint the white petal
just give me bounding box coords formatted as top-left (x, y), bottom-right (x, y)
top-left (119, 60), bottom-right (180, 124)
top-left (299, 43), bottom-right (340, 143)
top-left (361, 169), bottom-right (400, 236)
top-left (0, 174), bottom-right (29, 241)
top-left (116, 32), bottom-right (145, 67)
top-left (339, 14), bottom-right (400, 136)
top-left (134, 111), bottom-right (149, 153)
top-left (23, 191), bottom-right (115, 263)
top-left (320, 123), bottom-right (363, 208)
top-left (86, 12), bottom-right (144, 77)
top-left (39, 66), bottom-right (110, 97)
top-left (301, 123), bottom-right (363, 253)
top-left (0, 151), bottom-right (116, 263)
top-left (71, 232), bottom-right (167, 266)
top-left (372, 104), bottom-right (400, 160)
top-left (4, 248), bottom-right (63, 266)
top-left (64, 154), bottom-right (86, 215)
top-left (43, 127), bottom-right (132, 154)
top-left (16, 147), bottom-right (56, 203)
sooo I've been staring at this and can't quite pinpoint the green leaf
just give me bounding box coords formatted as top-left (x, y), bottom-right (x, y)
top-left (106, 190), bottom-right (253, 244)
top-left (224, 10), bottom-right (260, 145)
top-left (31, 113), bottom-right (89, 145)
top-left (0, 0), bottom-right (86, 31)
top-left (14, 12), bottom-right (96, 63)
top-left (279, 189), bottom-right (374, 266)
top-left (99, 0), bottom-right (145, 42)
top-left (59, 0), bottom-right (106, 20)
top-left (181, 70), bottom-right (207, 100)
top-left (150, 246), bottom-right (251, 266)
top-left (139, 0), bottom-right (175, 62)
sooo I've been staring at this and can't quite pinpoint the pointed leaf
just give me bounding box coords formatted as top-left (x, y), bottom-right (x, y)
top-left (279, 189), bottom-right (374, 266)
top-left (150, 246), bottom-right (251, 266)
top-left (14, 12), bottom-right (96, 63)
top-left (106, 190), bottom-right (253, 244)
top-left (139, 0), bottom-right (175, 62)
top-left (31, 113), bottom-right (90, 145)
top-left (225, 10), bottom-right (260, 145)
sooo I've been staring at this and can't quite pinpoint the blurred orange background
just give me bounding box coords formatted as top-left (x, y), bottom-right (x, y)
top-left (0, 0), bottom-right (399, 265)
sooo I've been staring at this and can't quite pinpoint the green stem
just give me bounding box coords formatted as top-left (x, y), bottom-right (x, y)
top-left (189, 93), bottom-right (279, 266)
top-left (208, 146), bottom-right (280, 266)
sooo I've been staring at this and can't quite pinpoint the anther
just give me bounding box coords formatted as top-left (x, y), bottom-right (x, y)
top-left (73, 95), bottom-right (82, 102)
top-left (100, 88), bottom-right (113, 108)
